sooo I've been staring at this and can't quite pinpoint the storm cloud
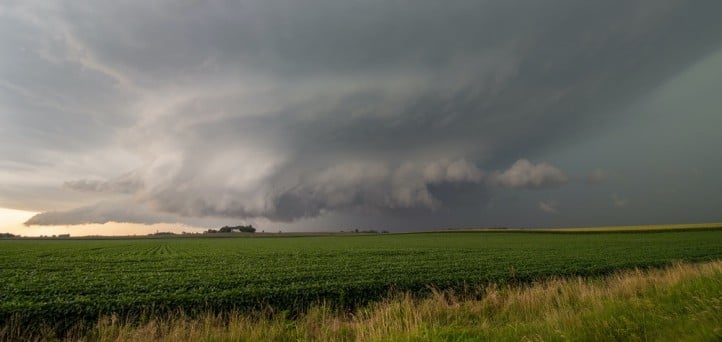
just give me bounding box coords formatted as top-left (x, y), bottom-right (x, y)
top-left (2, 0), bottom-right (721, 229)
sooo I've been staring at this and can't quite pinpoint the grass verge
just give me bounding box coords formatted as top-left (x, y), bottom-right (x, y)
top-left (4, 260), bottom-right (721, 341)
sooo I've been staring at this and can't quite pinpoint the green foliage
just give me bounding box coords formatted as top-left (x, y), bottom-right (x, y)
top-left (1, 229), bottom-right (721, 329)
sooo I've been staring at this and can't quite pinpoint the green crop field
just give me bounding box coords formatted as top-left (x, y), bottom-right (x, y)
top-left (2, 229), bottom-right (722, 330)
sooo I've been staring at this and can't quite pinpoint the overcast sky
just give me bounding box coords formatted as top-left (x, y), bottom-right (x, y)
top-left (2, 0), bottom-right (721, 233)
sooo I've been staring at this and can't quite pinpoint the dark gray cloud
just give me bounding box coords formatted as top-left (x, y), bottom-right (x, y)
top-left (612, 194), bottom-right (629, 209)
top-left (539, 200), bottom-right (559, 214)
top-left (586, 169), bottom-right (609, 185)
top-left (2, 0), bottom-right (722, 229)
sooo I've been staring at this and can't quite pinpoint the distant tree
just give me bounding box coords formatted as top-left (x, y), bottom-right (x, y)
top-left (237, 225), bottom-right (256, 233)
top-left (0, 233), bottom-right (16, 238)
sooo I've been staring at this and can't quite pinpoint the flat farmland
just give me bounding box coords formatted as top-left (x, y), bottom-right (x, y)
top-left (2, 229), bottom-right (722, 327)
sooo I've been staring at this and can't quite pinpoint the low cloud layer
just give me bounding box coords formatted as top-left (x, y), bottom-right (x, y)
top-left (24, 200), bottom-right (169, 226)
top-left (27, 159), bottom-right (565, 225)
top-left (489, 160), bottom-right (568, 189)
top-left (3, 1), bottom-right (722, 229)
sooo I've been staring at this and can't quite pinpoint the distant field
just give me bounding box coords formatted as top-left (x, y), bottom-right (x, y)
top-left (453, 222), bottom-right (722, 233)
top-left (536, 222), bottom-right (722, 232)
top-left (2, 228), bottom-right (722, 330)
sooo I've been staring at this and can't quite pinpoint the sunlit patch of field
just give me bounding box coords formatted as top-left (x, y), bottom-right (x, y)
top-left (452, 222), bottom-right (722, 233)
top-left (536, 222), bottom-right (722, 232)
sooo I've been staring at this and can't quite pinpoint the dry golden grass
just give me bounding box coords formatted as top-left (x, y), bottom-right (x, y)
top-left (8, 259), bottom-right (718, 341)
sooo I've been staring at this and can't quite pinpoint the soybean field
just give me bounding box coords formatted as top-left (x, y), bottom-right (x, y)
top-left (2, 229), bottom-right (722, 327)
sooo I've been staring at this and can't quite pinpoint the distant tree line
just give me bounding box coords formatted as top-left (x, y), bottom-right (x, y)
top-left (149, 231), bottom-right (176, 236)
top-left (341, 229), bottom-right (390, 234)
top-left (0, 232), bottom-right (16, 238)
top-left (206, 225), bottom-right (256, 234)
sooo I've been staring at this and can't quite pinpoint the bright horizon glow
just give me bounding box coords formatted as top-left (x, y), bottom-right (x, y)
top-left (0, 207), bottom-right (37, 234)
top-left (0, 207), bottom-right (203, 237)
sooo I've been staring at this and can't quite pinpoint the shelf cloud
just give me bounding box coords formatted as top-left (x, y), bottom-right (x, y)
top-left (2, 0), bottom-right (722, 229)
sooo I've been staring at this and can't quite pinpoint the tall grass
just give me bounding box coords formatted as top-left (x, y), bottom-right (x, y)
top-left (4, 260), bottom-right (721, 341)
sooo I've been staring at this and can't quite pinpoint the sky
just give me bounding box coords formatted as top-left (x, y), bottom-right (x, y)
top-left (1, 0), bottom-right (722, 236)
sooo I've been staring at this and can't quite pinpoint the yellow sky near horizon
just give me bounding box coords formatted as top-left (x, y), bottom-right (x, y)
top-left (0, 207), bottom-right (200, 237)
